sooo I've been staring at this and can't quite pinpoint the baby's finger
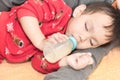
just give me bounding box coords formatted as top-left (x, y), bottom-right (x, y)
top-left (48, 32), bottom-right (68, 43)
top-left (47, 37), bottom-right (58, 44)
top-left (55, 33), bottom-right (68, 42)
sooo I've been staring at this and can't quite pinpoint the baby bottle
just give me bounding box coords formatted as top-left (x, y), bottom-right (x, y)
top-left (43, 36), bottom-right (77, 63)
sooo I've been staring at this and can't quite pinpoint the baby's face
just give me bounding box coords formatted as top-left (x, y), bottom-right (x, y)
top-left (66, 12), bottom-right (113, 49)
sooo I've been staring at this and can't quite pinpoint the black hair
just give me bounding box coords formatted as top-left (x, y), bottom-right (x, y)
top-left (83, 1), bottom-right (120, 42)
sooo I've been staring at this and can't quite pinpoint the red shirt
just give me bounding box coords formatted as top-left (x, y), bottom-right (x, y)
top-left (0, 0), bottom-right (72, 62)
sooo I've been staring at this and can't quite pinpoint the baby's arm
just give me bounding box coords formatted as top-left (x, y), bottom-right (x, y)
top-left (19, 16), bottom-right (46, 50)
top-left (19, 16), bottom-right (68, 51)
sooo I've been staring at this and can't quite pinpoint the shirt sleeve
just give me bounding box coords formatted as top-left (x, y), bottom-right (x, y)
top-left (17, 8), bottom-right (37, 19)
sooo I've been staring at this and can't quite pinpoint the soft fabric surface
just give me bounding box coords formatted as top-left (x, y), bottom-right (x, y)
top-left (0, 46), bottom-right (120, 80)
top-left (88, 46), bottom-right (120, 80)
top-left (0, 61), bottom-right (45, 80)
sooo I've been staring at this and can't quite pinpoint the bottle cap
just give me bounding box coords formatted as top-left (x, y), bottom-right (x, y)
top-left (69, 36), bottom-right (77, 50)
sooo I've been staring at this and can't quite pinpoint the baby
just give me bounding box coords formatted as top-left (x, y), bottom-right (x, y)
top-left (0, 0), bottom-right (120, 74)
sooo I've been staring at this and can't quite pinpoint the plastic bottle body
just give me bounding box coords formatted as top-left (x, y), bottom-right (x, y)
top-left (43, 36), bottom-right (77, 63)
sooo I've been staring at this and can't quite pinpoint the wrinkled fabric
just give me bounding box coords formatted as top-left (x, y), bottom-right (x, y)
top-left (0, 0), bottom-right (25, 11)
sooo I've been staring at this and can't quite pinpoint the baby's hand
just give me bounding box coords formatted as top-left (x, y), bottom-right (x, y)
top-left (66, 53), bottom-right (94, 70)
top-left (47, 32), bottom-right (68, 44)
top-left (42, 33), bottom-right (68, 50)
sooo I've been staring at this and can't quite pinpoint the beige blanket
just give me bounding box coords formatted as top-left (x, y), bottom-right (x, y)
top-left (88, 46), bottom-right (120, 80)
top-left (0, 46), bottom-right (120, 80)
top-left (0, 1), bottom-right (118, 80)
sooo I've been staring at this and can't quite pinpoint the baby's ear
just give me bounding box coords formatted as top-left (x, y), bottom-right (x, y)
top-left (73, 4), bottom-right (86, 17)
